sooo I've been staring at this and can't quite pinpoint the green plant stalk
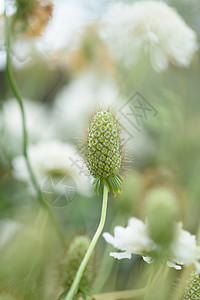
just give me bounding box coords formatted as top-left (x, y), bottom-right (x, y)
top-left (65, 184), bottom-right (109, 300)
top-left (93, 214), bottom-right (123, 293)
top-left (4, 2), bottom-right (65, 245)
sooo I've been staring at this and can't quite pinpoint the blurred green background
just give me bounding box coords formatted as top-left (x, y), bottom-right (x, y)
top-left (0, 0), bottom-right (200, 299)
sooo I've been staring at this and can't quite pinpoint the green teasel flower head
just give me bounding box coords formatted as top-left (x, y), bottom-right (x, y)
top-left (82, 107), bottom-right (125, 195)
top-left (183, 271), bottom-right (200, 299)
top-left (63, 236), bottom-right (94, 291)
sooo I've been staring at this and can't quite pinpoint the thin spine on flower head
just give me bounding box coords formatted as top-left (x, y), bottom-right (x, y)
top-left (81, 105), bottom-right (126, 195)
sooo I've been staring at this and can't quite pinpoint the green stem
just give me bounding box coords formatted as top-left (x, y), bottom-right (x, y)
top-left (4, 2), bottom-right (66, 246)
top-left (93, 214), bottom-right (122, 293)
top-left (65, 184), bottom-right (109, 300)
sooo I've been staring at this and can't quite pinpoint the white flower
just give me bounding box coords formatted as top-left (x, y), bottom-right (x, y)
top-left (37, 1), bottom-right (94, 55)
top-left (103, 217), bottom-right (200, 273)
top-left (103, 217), bottom-right (157, 259)
top-left (12, 1), bottom-right (94, 67)
top-left (12, 140), bottom-right (92, 196)
top-left (52, 71), bottom-right (118, 140)
top-left (167, 223), bottom-right (200, 272)
top-left (100, 1), bottom-right (198, 72)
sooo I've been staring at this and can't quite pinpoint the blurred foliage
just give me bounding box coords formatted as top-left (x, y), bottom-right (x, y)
top-left (0, 0), bottom-right (200, 299)
top-left (13, 0), bottom-right (53, 36)
top-left (15, 0), bottom-right (35, 22)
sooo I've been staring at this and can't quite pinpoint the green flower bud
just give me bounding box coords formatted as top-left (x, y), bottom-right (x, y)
top-left (83, 108), bottom-right (124, 195)
top-left (183, 272), bottom-right (200, 299)
top-left (63, 236), bottom-right (94, 291)
top-left (145, 187), bottom-right (178, 248)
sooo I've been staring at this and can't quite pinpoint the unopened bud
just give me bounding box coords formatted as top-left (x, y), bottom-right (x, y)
top-left (145, 187), bottom-right (178, 247)
top-left (64, 236), bottom-right (94, 290)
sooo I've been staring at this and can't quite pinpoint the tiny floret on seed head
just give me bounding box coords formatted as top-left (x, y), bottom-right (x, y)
top-left (82, 107), bottom-right (124, 195)
top-left (183, 272), bottom-right (200, 300)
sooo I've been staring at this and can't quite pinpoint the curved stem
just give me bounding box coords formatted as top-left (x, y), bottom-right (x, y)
top-left (93, 214), bottom-right (123, 293)
top-left (4, 2), bottom-right (66, 246)
top-left (65, 184), bottom-right (109, 300)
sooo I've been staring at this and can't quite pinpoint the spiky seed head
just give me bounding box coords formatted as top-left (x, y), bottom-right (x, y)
top-left (183, 272), bottom-right (200, 299)
top-left (63, 236), bottom-right (94, 291)
top-left (83, 108), bottom-right (124, 195)
top-left (87, 111), bottom-right (121, 177)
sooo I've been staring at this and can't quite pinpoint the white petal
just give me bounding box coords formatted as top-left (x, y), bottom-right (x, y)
top-left (100, 1), bottom-right (198, 72)
top-left (142, 256), bottom-right (153, 264)
top-left (114, 226), bottom-right (126, 238)
top-left (171, 224), bottom-right (198, 265)
top-left (150, 46), bottom-right (168, 72)
top-left (102, 232), bottom-right (116, 247)
top-left (167, 261), bottom-right (182, 270)
top-left (194, 262), bottom-right (200, 274)
top-left (127, 217), bottom-right (145, 228)
top-left (110, 251), bottom-right (131, 260)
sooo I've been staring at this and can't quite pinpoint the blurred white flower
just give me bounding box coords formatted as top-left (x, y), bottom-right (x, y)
top-left (103, 217), bottom-right (157, 259)
top-left (0, 0), bottom-right (16, 17)
top-left (12, 39), bottom-right (34, 69)
top-left (103, 217), bottom-right (200, 273)
top-left (0, 99), bottom-right (55, 155)
top-left (0, 17), bottom-right (6, 71)
top-left (100, 1), bottom-right (198, 72)
top-left (0, 219), bottom-right (20, 249)
top-left (12, 140), bottom-right (92, 196)
top-left (52, 71), bottom-right (119, 140)
top-left (10, 1), bottom-right (94, 68)
top-left (168, 223), bottom-right (200, 272)
top-left (37, 1), bottom-right (94, 55)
